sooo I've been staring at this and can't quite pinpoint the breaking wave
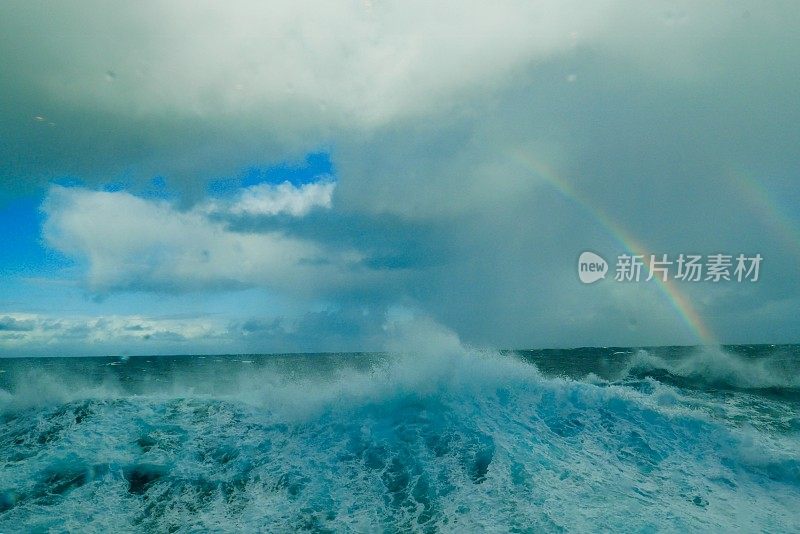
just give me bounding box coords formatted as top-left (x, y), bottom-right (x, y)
top-left (624, 345), bottom-right (800, 392)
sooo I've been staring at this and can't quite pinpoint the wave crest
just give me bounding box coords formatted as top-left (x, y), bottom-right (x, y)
top-left (625, 346), bottom-right (800, 391)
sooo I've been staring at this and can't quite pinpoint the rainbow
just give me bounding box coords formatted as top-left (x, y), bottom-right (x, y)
top-left (727, 168), bottom-right (800, 261)
top-left (508, 149), bottom-right (717, 345)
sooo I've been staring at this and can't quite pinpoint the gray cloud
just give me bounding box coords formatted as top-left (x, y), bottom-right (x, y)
top-left (0, 316), bottom-right (36, 332)
top-left (0, 0), bottom-right (614, 204)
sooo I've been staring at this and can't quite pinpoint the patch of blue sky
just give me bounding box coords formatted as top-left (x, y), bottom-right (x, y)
top-left (0, 195), bottom-right (73, 276)
top-left (207, 151), bottom-right (334, 197)
top-left (138, 175), bottom-right (175, 201)
top-left (101, 181), bottom-right (128, 193)
top-left (2, 176), bottom-right (174, 276)
top-left (0, 153), bottom-right (337, 317)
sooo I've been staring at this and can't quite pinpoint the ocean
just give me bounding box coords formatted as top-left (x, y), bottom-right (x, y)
top-left (1, 345), bottom-right (798, 532)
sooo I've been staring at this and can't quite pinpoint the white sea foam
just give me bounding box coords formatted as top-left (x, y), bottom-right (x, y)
top-left (625, 346), bottom-right (800, 390)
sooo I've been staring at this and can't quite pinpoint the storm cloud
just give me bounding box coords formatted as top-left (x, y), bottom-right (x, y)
top-left (1, 1), bottom-right (798, 355)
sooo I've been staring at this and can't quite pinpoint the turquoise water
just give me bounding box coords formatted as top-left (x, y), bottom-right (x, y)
top-left (1, 345), bottom-right (799, 532)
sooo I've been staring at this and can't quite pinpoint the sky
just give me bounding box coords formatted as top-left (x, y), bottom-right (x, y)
top-left (1, 1), bottom-right (799, 356)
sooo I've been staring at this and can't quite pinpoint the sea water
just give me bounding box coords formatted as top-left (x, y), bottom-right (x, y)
top-left (1, 344), bottom-right (798, 532)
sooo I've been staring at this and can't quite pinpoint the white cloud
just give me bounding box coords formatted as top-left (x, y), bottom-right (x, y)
top-left (0, 312), bottom-right (227, 348)
top-left (202, 179), bottom-right (335, 217)
top-left (42, 186), bottom-right (363, 294)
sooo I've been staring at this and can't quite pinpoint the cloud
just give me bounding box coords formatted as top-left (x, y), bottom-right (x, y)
top-left (0, 0), bottom-right (667, 197)
top-left (201, 179), bottom-right (335, 217)
top-left (0, 312), bottom-right (228, 356)
top-left (0, 306), bottom-right (392, 356)
top-left (2, 1), bottom-right (609, 125)
top-left (0, 316), bottom-right (36, 332)
top-left (42, 185), bottom-right (364, 295)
